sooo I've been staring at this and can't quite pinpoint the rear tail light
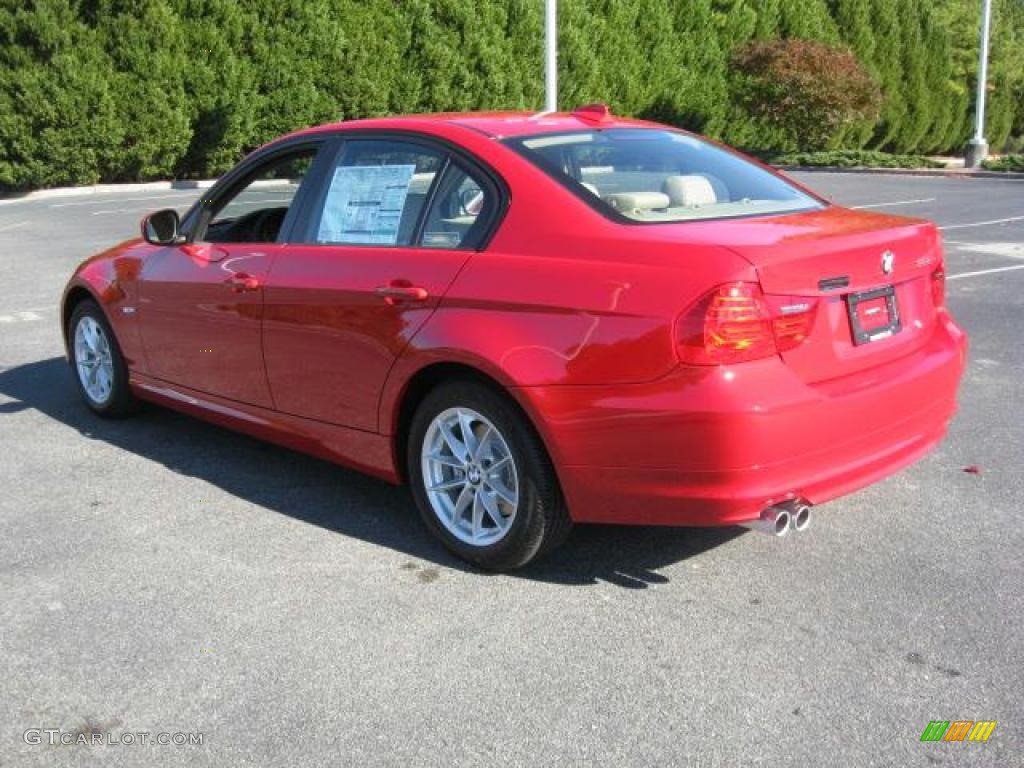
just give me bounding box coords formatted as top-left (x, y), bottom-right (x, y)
top-left (765, 295), bottom-right (818, 352)
top-left (931, 267), bottom-right (946, 309)
top-left (676, 282), bottom-right (818, 365)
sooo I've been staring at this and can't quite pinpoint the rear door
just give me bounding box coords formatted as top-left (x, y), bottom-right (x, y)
top-left (261, 135), bottom-right (504, 431)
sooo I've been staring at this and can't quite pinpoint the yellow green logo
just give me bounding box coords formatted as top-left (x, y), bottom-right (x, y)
top-left (920, 721), bottom-right (997, 742)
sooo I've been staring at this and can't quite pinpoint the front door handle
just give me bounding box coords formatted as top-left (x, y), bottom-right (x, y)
top-left (225, 272), bottom-right (261, 292)
top-left (375, 282), bottom-right (429, 305)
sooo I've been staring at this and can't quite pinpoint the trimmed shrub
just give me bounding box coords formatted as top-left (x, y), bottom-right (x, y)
top-left (771, 150), bottom-right (944, 169)
top-left (731, 39), bottom-right (881, 152)
top-left (981, 155), bottom-right (1024, 172)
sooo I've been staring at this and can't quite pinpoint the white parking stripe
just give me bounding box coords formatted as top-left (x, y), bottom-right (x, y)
top-left (49, 193), bottom-right (198, 208)
top-left (939, 215), bottom-right (1024, 231)
top-left (89, 198), bottom-right (293, 216)
top-left (947, 242), bottom-right (1024, 259)
top-left (851, 198), bottom-right (935, 209)
top-left (90, 207), bottom-right (186, 215)
top-left (947, 264), bottom-right (1024, 280)
top-left (0, 310), bottom-right (46, 323)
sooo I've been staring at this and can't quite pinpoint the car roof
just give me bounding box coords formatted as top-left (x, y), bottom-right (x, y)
top-left (284, 107), bottom-right (659, 141)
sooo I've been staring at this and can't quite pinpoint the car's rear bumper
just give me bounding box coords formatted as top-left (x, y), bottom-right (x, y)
top-left (518, 314), bottom-right (967, 526)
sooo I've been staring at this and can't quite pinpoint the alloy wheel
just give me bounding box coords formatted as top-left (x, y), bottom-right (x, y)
top-left (74, 315), bottom-right (115, 406)
top-left (420, 407), bottom-right (520, 546)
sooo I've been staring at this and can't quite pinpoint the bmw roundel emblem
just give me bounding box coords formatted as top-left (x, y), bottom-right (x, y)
top-left (881, 250), bottom-right (895, 275)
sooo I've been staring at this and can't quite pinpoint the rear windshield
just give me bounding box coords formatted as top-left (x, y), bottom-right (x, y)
top-left (508, 128), bottom-right (822, 223)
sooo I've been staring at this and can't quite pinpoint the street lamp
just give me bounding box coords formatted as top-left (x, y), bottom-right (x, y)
top-left (544, 0), bottom-right (557, 112)
top-left (966, 0), bottom-right (993, 168)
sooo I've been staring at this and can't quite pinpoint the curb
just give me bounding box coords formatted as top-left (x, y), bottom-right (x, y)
top-left (0, 179), bottom-right (218, 205)
top-left (4, 164), bottom-right (1023, 206)
top-left (775, 165), bottom-right (1024, 180)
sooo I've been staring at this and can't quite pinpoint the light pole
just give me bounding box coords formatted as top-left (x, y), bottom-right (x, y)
top-left (544, 0), bottom-right (557, 112)
top-left (966, 0), bottom-right (993, 168)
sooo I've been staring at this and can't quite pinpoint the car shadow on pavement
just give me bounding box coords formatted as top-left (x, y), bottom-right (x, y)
top-left (0, 357), bottom-right (742, 587)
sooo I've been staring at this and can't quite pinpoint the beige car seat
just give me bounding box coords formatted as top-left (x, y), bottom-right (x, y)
top-left (604, 191), bottom-right (671, 214)
top-left (662, 175), bottom-right (717, 207)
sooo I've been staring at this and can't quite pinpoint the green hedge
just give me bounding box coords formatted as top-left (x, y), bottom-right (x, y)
top-left (1, 0), bottom-right (1023, 192)
top-left (982, 154), bottom-right (1024, 172)
top-left (771, 150), bottom-right (945, 169)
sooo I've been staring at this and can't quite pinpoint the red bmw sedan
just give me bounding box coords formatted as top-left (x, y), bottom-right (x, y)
top-left (62, 105), bottom-right (967, 570)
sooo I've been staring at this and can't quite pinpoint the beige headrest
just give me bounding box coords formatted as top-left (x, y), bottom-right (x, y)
top-left (605, 191), bottom-right (670, 212)
top-left (662, 175), bottom-right (717, 207)
top-left (407, 172), bottom-right (436, 195)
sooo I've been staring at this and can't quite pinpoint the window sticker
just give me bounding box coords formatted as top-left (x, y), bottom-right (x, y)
top-left (317, 164), bottom-right (416, 244)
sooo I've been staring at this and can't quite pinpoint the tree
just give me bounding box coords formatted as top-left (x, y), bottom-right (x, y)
top-left (832, 0), bottom-right (877, 148)
top-left (731, 39), bottom-right (881, 151)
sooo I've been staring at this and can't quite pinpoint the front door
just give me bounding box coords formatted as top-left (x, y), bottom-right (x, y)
top-left (261, 137), bottom-right (502, 431)
top-left (137, 145), bottom-right (323, 407)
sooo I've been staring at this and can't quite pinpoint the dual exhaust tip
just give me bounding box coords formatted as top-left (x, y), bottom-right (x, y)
top-left (742, 501), bottom-right (811, 537)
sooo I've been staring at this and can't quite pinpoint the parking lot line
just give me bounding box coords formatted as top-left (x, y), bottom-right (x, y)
top-left (49, 193), bottom-right (198, 208)
top-left (851, 198), bottom-right (935, 209)
top-left (0, 309), bottom-right (46, 323)
top-left (947, 264), bottom-right (1024, 281)
top-left (939, 215), bottom-right (1024, 231)
top-left (0, 220), bottom-right (28, 233)
top-left (945, 242), bottom-right (1024, 259)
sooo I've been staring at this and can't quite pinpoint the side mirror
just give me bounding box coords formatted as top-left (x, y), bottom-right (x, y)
top-left (141, 209), bottom-right (181, 245)
top-left (459, 187), bottom-right (484, 216)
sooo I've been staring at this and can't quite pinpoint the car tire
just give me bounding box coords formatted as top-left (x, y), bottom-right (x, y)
top-left (408, 380), bottom-right (572, 571)
top-left (68, 299), bottom-right (138, 418)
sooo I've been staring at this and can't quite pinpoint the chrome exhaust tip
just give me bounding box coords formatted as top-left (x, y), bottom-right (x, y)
top-left (741, 506), bottom-right (791, 537)
top-left (788, 502), bottom-right (811, 532)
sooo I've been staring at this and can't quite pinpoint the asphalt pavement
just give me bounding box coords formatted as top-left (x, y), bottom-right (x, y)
top-left (1, 172), bottom-right (1022, 767)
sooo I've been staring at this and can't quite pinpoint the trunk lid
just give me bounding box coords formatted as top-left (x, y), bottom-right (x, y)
top-left (676, 206), bottom-right (944, 382)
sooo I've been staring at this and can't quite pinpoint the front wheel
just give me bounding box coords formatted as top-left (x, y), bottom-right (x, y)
top-left (68, 299), bottom-right (137, 417)
top-left (408, 381), bottom-right (571, 571)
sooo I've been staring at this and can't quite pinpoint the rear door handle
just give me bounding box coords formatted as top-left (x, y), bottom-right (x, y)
top-left (225, 273), bottom-right (261, 292)
top-left (375, 282), bottom-right (429, 305)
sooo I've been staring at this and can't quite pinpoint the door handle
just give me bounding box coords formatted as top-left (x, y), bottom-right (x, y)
top-left (225, 273), bottom-right (261, 292)
top-left (375, 282), bottom-right (429, 305)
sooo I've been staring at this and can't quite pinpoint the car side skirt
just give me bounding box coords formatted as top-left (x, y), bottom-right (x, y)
top-left (129, 373), bottom-right (400, 484)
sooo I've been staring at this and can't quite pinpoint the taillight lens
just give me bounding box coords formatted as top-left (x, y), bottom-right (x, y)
top-left (931, 267), bottom-right (946, 309)
top-left (676, 282), bottom-right (817, 365)
top-left (764, 294), bottom-right (818, 352)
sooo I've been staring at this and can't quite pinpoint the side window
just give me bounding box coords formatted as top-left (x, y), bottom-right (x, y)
top-left (420, 164), bottom-right (492, 249)
top-left (204, 148), bottom-right (319, 244)
top-left (312, 140), bottom-right (444, 246)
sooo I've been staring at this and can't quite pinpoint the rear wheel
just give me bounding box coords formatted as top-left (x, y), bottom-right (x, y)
top-left (69, 300), bottom-right (137, 417)
top-left (408, 381), bottom-right (571, 571)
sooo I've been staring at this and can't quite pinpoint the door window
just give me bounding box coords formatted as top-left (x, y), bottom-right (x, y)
top-left (203, 148), bottom-right (319, 243)
top-left (312, 140), bottom-right (445, 246)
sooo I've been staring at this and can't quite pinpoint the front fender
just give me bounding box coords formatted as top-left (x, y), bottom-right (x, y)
top-left (61, 238), bottom-right (149, 370)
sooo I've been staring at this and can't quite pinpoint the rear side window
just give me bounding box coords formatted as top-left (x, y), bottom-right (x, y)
top-left (508, 128), bottom-right (822, 223)
top-left (420, 164), bottom-right (491, 249)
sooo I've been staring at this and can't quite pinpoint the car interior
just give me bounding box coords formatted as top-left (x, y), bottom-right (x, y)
top-left (519, 129), bottom-right (819, 222)
top-left (204, 151), bottom-right (316, 244)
